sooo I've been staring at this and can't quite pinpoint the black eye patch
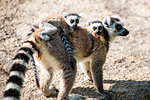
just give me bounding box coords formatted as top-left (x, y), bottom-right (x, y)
top-left (93, 27), bottom-right (97, 31)
top-left (70, 19), bottom-right (74, 23)
top-left (76, 19), bottom-right (79, 23)
top-left (115, 24), bottom-right (122, 30)
top-left (98, 26), bottom-right (103, 31)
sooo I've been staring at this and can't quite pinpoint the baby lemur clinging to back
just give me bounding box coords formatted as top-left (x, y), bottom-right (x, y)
top-left (32, 13), bottom-right (82, 40)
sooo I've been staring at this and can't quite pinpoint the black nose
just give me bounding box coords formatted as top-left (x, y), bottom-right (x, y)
top-left (74, 24), bottom-right (77, 27)
top-left (96, 31), bottom-right (101, 35)
top-left (123, 28), bottom-right (129, 35)
top-left (120, 28), bottom-right (129, 36)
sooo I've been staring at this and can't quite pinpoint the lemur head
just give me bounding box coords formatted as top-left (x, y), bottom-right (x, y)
top-left (63, 13), bottom-right (82, 28)
top-left (88, 20), bottom-right (103, 35)
top-left (102, 16), bottom-right (129, 41)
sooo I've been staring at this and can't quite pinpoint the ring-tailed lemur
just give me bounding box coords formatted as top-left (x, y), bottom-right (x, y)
top-left (3, 29), bottom-right (85, 100)
top-left (66, 16), bottom-right (129, 99)
top-left (28, 13), bottom-right (82, 88)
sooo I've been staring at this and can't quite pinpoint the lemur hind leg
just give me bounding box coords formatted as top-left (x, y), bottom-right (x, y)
top-left (90, 57), bottom-right (112, 100)
top-left (58, 61), bottom-right (85, 100)
top-left (39, 67), bottom-right (58, 97)
top-left (38, 22), bottom-right (58, 41)
top-left (84, 61), bottom-right (92, 81)
top-left (78, 62), bottom-right (92, 82)
top-left (58, 63), bottom-right (77, 99)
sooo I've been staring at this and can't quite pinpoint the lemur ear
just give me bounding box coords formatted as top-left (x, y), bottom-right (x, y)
top-left (102, 16), bottom-right (111, 28)
top-left (111, 14), bottom-right (119, 18)
top-left (78, 13), bottom-right (83, 18)
top-left (87, 20), bottom-right (91, 26)
top-left (63, 12), bottom-right (68, 18)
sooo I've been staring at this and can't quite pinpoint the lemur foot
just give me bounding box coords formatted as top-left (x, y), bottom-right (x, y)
top-left (97, 90), bottom-right (115, 100)
top-left (58, 95), bottom-right (85, 100)
top-left (68, 95), bottom-right (85, 100)
top-left (38, 85), bottom-right (59, 98)
top-left (38, 32), bottom-right (50, 41)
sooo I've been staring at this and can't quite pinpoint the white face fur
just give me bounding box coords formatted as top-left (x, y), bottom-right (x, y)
top-left (63, 13), bottom-right (82, 28)
top-left (88, 20), bottom-right (103, 35)
top-left (102, 16), bottom-right (129, 41)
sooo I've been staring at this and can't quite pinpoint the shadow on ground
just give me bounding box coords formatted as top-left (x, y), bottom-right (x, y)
top-left (72, 80), bottom-right (150, 100)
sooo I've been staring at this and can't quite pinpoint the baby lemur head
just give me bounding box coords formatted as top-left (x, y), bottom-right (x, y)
top-left (63, 13), bottom-right (82, 28)
top-left (88, 20), bottom-right (103, 35)
top-left (102, 16), bottom-right (129, 40)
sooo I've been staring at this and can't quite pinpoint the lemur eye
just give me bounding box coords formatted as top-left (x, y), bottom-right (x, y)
top-left (98, 26), bottom-right (103, 31)
top-left (70, 19), bottom-right (74, 24)
top-left (115, 24), bottom-right (122, 30)
top-left (76, 19), bottom-right (79, 23)
top-left (93, 27), bottom-right (97, 31)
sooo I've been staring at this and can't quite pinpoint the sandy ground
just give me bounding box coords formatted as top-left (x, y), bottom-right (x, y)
top-left (0, 0), bottom-right (150, 100)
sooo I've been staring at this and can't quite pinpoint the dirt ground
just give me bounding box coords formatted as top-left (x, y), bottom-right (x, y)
top-left (0, 0), bottom-right (150, 100)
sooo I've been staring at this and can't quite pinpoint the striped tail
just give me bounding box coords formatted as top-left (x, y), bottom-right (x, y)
top-left (27, 27), bottom-right (40, 89)
top-left (60, 32), bottom-right (74, 68)
top-left (31, 59), bottom-right (40, 88)
top-left (3, 41), bottom-right (38, 100)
